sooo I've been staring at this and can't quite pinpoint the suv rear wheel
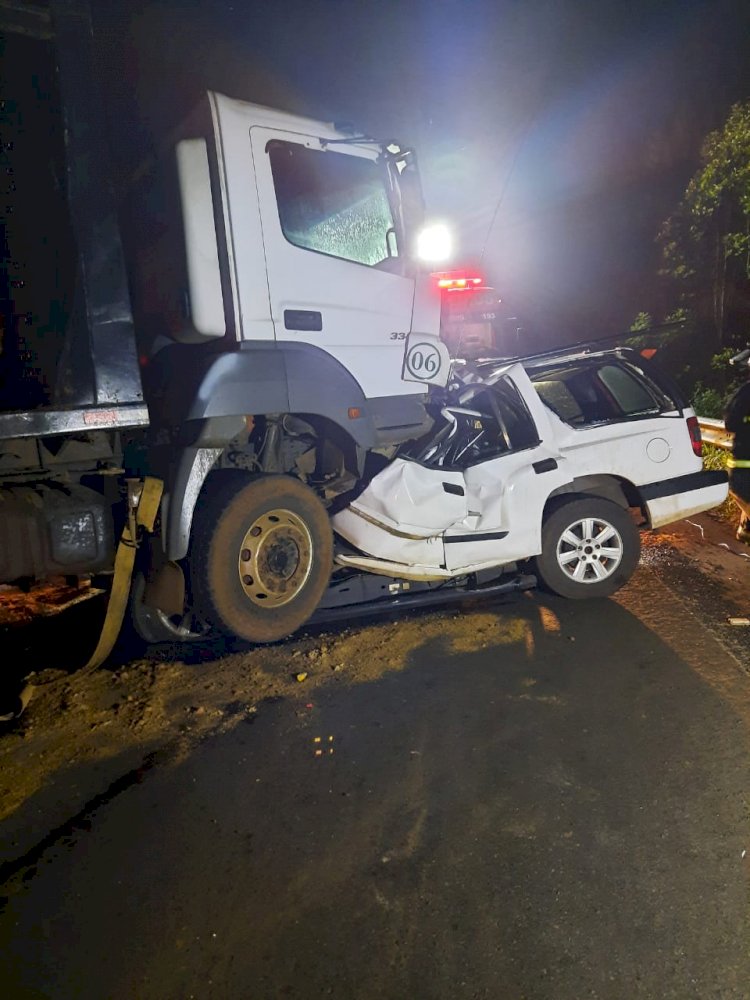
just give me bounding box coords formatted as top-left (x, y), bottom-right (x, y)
top-left (534, 496), bottom-right (640, 599)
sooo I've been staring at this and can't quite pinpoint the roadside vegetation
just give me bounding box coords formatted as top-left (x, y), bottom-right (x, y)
top-left (701, 443), bottom-right (735, 523)
top-left (629, 101), bottom-right (750, 414)
top-left (702, 443), bottom-right (729, 472)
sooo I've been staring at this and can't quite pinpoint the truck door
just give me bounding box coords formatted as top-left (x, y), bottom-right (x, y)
top-left (249, 128), bottom-right (418, 400)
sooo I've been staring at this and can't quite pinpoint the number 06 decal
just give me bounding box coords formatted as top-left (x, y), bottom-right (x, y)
top-left (405, 342), bottom-right (441, 379)
top-left (402, 333), bottom-right (451, 388)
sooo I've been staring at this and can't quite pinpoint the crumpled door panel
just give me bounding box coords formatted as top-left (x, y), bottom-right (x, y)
top-left (347, 458), bottom-right (468, 535)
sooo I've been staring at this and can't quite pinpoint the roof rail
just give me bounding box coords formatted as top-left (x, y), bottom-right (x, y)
top-left (474, 321), bottom-right (685, 369)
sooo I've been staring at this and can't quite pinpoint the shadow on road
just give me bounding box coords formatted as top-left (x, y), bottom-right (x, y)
top-left (2, 581), bottom-right (749, 999)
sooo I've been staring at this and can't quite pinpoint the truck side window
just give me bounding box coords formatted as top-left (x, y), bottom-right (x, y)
top-left (268, 140), bottom-right (397, 267)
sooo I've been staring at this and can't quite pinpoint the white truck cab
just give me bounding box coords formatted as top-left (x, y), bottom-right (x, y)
top-left (136, 92), bottom-right (445, 398)
top-left (173, 95), bottom-right (441, 398)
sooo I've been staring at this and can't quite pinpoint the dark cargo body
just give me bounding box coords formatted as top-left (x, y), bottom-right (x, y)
top-left (0, 1), bottom-right (145, 584)
top-left (0, 0), bottom-right (146, 437)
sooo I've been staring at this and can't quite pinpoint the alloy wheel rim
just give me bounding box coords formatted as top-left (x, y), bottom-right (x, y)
top-left (555, 516), bottom-right (624, 584)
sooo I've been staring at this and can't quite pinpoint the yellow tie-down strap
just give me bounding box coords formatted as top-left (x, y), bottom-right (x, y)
top-left (83, 477), bottom-right (164, 671)
top-left (728, 458), bottom-right (750, 469)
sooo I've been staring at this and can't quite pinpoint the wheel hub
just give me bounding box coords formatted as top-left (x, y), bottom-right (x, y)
top-left (557, 516), bottom-right (624, 584)
top-left (237, 509), bottom-right (313, 608)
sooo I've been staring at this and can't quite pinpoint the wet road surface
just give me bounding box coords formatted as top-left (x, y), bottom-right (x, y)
top-left (1, 550), bottom-right (750, 999)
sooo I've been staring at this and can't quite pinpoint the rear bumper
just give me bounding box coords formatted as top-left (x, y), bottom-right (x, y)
top-left (641, 469), bottom-right (729, 529)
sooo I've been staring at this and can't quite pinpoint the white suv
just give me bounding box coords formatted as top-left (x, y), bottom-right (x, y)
top-left (332, 347), bottom-right (728, 598)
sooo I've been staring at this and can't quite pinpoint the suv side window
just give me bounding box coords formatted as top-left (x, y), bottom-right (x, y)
top-left (268, 140), bottom-right (397, 267)
top-left (531, 360), bottom-right (669, 426)
top-left (597, 364), bottom-right (661, 416)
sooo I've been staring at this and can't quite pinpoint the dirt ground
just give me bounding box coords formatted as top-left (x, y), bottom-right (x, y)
top-left (1, 505), bottom-right (748, 868)
top-left (0, 586), bottom-right (534, 860)
top-left (652, 501), bottom-right (750, 612)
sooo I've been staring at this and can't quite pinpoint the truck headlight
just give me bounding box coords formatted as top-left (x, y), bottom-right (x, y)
top-left (416, 223), bottom-right (453, 263)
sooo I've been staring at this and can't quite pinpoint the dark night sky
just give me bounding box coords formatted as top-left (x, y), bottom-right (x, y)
top-left (97, 0), bottom-right (750, 348)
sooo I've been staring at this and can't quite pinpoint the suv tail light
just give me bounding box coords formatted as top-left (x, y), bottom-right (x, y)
top-left (686, 415), bottom-right (702, 457)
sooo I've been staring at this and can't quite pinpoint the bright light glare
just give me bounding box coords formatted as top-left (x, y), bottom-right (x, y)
top-left (416, 223), bottom-right (453, 263)
top-left (435, 273), bottom-right (484, 290)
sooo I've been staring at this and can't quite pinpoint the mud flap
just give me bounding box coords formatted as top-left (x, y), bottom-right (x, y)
top-left (83, 477), bottom-right (164, 671)
top-left (143, 558), bottom-right (186, 618)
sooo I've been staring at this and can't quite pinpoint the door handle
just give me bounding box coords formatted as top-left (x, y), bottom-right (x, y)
top-left (442, 482), bottom-right (465, 496)
top-left (532, 458), bottom-right (558, 474)
top-left (284, 309), bottom-right (323, 332)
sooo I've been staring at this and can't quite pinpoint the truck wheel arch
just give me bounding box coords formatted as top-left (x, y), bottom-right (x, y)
top-left (163, 413), bottom-right (363, 562)
top-left (146, 342), bottom-right (379, 449)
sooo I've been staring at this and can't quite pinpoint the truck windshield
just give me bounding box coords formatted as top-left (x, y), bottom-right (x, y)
top-left (268, 140), bottom-right (397, 267)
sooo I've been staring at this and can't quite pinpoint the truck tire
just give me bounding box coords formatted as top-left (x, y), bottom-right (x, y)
top-left (189, 473), bottom-right (333, 643)
top-left (534, 496), bottom-right (640, 599)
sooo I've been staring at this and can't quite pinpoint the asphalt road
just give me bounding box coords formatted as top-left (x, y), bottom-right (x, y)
top-left (2, 548), bottom-right (750, 999)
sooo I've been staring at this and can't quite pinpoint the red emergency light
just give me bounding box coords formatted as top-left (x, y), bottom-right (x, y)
top-left (433, 271), bottom-right (485, 291)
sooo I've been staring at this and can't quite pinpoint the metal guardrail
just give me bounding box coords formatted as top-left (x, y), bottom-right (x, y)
top-left (697, 416), bottom-right (733, 451)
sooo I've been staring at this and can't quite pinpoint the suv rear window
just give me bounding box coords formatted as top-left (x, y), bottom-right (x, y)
top-left (530, 359), bottom-right (677, 427)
